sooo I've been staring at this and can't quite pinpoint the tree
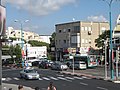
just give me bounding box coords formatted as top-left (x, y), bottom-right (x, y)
top-left (14, 45), bottom-right (22, 62)
top-left (95, 30), bottom-right (110, 48)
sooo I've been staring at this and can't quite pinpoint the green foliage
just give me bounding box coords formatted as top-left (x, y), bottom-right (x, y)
top-left (95, 30), bottom-right (110, 48)
top-left (28, 40), bottom-right (49, 49)
top-left (14, 45), bottom-right (22, 59)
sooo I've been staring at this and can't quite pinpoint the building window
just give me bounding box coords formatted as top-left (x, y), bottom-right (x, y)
top-left (85, 27), bottom-right (87, 31)
top-left (63, 40), bottom-right (66, 44)
top-left (81, 27), bottom-right (84, 31)
top-left (68, 29), bottom-right (71, 32)
top-left (73, 26), bottom-right (80, 33)
top-left (59, 40), bottom-right (61, 44)
top-left (59, 30), bottom-right (61, 33)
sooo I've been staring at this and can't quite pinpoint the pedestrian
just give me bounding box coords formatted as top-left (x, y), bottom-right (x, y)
top-left (47, 82), bottom-right (56, 90)
top-left (35, 87), bottom-right (40, 90)
top-left (18, 85), bottom-right (24, 90)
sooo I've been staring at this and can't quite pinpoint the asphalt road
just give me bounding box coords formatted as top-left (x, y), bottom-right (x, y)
top-left (2, 68), bottom-right (120, 90)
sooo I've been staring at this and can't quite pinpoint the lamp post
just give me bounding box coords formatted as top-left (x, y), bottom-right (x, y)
top-left (14, 20), bottom-right (29, 68)
top-left (101, 0), bottom-right (116, 80)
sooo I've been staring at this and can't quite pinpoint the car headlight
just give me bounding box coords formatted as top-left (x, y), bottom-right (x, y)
top-left (28, 75), bottom-right (32, 78)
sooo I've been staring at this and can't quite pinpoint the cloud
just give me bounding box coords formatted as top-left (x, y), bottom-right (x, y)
top-left (3, 0), bottom-right (77, 16)
top-left (87, 15), bottom-right (108, 22)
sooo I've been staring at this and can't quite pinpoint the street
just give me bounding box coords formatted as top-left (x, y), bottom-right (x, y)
top-left (2, 67), bottom-right (120, 90)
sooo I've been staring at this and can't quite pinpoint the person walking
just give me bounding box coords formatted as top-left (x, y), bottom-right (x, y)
top-left (47, 82), bottom-right (56, 90)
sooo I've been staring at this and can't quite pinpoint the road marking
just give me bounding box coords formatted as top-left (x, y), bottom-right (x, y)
top-left (6, 77), bottom-right (12, 81)
top-left (74, 76), bottom-right (83, 80)
top-left (2, 78), bottom-right (6, 81)
top-left (42, 77), bottom-right (50, 80)
top-left (57, 77), bottom-right (72, 82)
top-left (49, 77), bottom-right (58, 80)
top-left (82, 76), bottom-right (91, 79)
top-left (56, 74), bottom-right (64, 76)
top-left (66, 77), bottom-right (74, 80)
top-left (13, 77), bottom-right (19, 80)
top-left (39, 78), bottom-right (43, 80)
top-left (97, 87), bottom-right (108, 90)
top-left (80, 82), bottom-right (88, 86)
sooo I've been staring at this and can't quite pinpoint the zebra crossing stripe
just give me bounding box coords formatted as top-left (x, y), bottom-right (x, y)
top-left (13, 77), bottom-right (19, 80)
top-left (74, 76), bottom-right (83, 80)
top-left (2, 78), bottom-right (6, 81)
top-left (57, 77), bottom-right (72, 82)
top-left (82, 76), bottom-right (91, 79)
top-left (49, 77), bottom-right (58, 80)
top-left (66, 77), bottom-right (74, 80)
top-left (42, 77), bottom-right (50, 80)
top-left (39, 78), bottom-right (43, 80)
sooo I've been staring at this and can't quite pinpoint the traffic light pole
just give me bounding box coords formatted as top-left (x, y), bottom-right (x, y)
top-left (116, 47), bottom-right (119, 80)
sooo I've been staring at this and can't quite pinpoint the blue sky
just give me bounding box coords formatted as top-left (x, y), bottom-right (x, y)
top-left (2, 0), bottom-right (120, 35)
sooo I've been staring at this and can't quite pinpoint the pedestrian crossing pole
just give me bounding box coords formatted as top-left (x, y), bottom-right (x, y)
top-left (0, 1), bottom-right (2, 90)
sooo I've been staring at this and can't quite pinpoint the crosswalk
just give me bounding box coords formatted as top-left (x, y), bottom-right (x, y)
top-left (2, 76), bottom-right (91, 82)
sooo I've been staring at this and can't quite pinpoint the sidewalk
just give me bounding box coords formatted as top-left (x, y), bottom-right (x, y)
top-left (2, 83), bottom-right (34, 90)
top-left (60, 65), bottom-right (120, 84)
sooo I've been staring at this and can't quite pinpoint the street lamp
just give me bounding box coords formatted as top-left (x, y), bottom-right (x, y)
top-left (101, 0), bottom-right (120, 80)
top-left (14, 20), bottom-right (29, 68)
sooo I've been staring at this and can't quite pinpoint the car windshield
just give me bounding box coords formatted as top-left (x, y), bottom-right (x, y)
top-left (25, 69), bottom-right (36, 73)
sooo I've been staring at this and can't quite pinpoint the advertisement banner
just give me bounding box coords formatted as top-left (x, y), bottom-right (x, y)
top-left (0, 5), bottom-right (6, 36)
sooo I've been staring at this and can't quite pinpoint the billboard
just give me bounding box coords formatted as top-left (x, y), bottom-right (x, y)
top-left (0, 5), bottom-right (6, 36)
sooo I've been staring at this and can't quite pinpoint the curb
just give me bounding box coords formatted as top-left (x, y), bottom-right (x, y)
top-left (60, 71), bottom-right (120, 83)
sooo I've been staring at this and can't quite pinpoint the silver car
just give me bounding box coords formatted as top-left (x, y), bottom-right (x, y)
top-left (20, 68), bottom-right (39, 80)
top-left (51, 61), bottom-right (68, 70)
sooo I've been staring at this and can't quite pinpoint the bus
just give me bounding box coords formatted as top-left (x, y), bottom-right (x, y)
top-left (74, 54), bottom-right (98, 68)
top-left (63, 54), bottom-right (98, 69)
top-left (63, 54), bottom-right (87, 69)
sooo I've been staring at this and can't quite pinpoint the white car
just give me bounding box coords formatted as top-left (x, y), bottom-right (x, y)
top-left (20, 67), bottom-right (39, 80)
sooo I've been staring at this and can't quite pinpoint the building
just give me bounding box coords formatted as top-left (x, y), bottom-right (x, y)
top-left (6, 27), bottom-right (42, 42)
top-left (39, 35), bottom-right (51, 44)
top-left (55, 21), bottom-right (109, 60)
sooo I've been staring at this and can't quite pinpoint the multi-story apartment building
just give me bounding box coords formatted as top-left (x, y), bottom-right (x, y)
top-left (55, 21), bottom-right (109, 56)
top-left (6, 27), bottom-right (41, 41)
top-left (6, 27), bottom-right (51, 44)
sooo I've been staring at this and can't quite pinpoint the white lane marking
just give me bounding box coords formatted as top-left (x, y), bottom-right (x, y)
top-left (80, 82), bottom-right (88, 86)
top-left (97, 87), bottom-right (108, 90)
top-left (49, 77), bottom-right (58, 80)
top-left (74, 76), bottom-right (83, 80)
top-left (82, 76), bottom-right (91, 79)
top-left (13, 77), bottom-right (19, 80)
top-left (66, 77), bottom-right (74, 80)
top-left (57, 77), bottom-right (72, 82)
top-left (42, 77), bottom-right (50, 80)
top-left (39, 78), bottom-right (43, 80)
top-left (6, 77), bottom-right (12, 81)
top-left (56, 74), bottom-right (64, 76)
top-left (2, 78), bottom-right (6, 81)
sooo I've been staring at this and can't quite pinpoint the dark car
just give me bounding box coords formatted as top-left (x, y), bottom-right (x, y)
top-left (39, 60), bottom-right (50, 69)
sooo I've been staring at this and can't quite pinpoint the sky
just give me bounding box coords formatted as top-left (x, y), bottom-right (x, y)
top-left (1, 0), bottom-right (120, 35)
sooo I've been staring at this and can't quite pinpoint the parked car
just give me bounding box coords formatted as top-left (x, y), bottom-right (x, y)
top-left (51, 61), bottom-right (68, 71)
top-left (20, 67), bottom-right (39, 80)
